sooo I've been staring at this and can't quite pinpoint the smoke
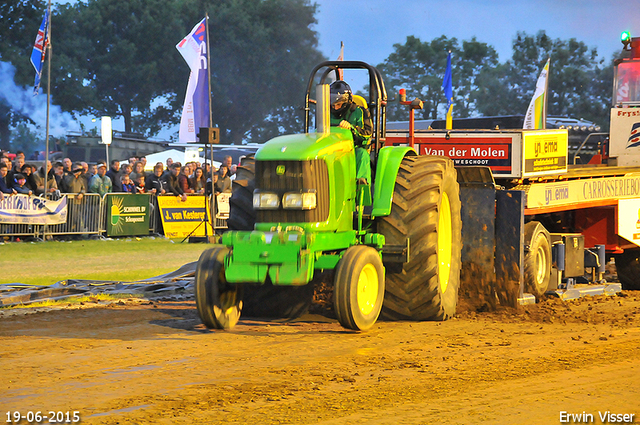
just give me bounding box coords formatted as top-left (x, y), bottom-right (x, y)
top-left (0, 61), bottom-right (80, 138)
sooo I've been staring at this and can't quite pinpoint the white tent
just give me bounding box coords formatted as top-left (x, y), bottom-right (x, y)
top-left (138, 149), bottom-right (221, 171)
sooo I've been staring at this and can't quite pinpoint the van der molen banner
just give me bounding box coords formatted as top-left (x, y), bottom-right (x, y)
top-left (0, 194), bottom-right (67, 224)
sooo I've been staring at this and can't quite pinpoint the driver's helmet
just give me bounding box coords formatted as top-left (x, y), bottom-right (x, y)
top-left (330, 80), bottom-right (352, 113)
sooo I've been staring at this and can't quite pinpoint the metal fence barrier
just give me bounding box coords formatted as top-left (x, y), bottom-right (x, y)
top-left (0, 192), bottom-right (228, 239)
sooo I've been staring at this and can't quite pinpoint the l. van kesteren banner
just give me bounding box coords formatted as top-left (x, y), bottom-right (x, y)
top-left (0, 194), bottom-right (67, 224)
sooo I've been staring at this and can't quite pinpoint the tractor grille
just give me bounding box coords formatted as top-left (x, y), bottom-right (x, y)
top-left (255, 159), bottom-right (330, 223)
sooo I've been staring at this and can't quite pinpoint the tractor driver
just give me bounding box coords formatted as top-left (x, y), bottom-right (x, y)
top-left (329, 80), bottom-right (373, 184)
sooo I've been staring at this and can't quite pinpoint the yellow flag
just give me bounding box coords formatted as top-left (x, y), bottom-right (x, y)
top-left (523, 59), bottom-right (550, 130)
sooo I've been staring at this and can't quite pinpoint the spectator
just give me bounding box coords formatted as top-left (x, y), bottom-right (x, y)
top-left (145, 162), bottom-right (166, 195)
top-left (215, 163), bottom-right (232, 194)
top-left (79, 161), bottom-right (91, 188)
top-left (219, 155), bottom-right (235, 178)
top-left (12, 174), bottom-right (32, 195)
top-left (106, 159), bottom-right (122, 192)
top-left (53, 161), bottom-right (64, 187)
top-left (178, 163), bottom-right (194, 194)
top-left (1, 157), bottom-right (15, 185)
top-left (121, 163), bottom-right (133, 178)
top-left (62, 157), bottom-right (73, 176)
top-left (162, 162), bottom-right (187, 201)
top-left (89, 162), bottom-right (112, 197)
top-left (60, 163), bottom-right (87, 197)
top-left (162, 157), bottom-right (173, 178)
top-left (87, 163), bottom-right (98, 183)
top-left (140, 156), bottom-right (147, 170)
top-left (0, 162), bottom-right (15, 199)
top-left (134, 174), bottom-right (146, 193)
top-left (120, 174), bottom-right (136, 193)
top-left (129, 161), bottom-right (145, 183)
top-left (191, 167), bottom-right (206, 194)
top-left (21, 164), bottom-right (37, 192)
top-left (13, 155), bottom-right (25, 172)
top-left (33, 161), bottom-right (58, 196)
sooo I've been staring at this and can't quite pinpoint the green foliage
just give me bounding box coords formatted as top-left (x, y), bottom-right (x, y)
top-left (377, 35), bottom-right (499, 122)
top-left (0, 0), bottom-right (44, 82)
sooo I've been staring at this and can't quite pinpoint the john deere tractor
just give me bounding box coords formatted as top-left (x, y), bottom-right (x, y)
top-left (196, 61), bottom-right (462, 331)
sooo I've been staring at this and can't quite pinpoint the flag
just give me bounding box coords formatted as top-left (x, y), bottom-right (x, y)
top-left (627, 122), bottom-right (640, 148)
top-left (442, 51), bottom-right (453, 129)
top-left (523, 58), bottom-right (550, 130)
top-left (176, 18), bottom-right (210, 143)
top-left (30, 7), bottom-right (50, 96)
top-left (336, 41), bottom-right (344, 80)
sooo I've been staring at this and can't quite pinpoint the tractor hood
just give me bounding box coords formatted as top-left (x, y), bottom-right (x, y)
top-left (255, 128), bottom-right (354, 162)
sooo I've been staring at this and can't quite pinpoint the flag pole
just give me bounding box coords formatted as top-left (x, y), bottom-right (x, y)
top-left (543, 57), bottom-right (550, 130)
top-left (205, 13), bottom-right (213, 237)
top-left (44, 0), bottom-right (52, 199)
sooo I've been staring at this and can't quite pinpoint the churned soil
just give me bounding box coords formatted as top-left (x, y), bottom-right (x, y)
top-left (1, 292), bottom-right (640, 424)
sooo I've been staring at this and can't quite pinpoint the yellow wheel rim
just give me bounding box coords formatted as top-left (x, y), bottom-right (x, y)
top-left (438, 192), bottom-right (452, 294)
top-left (357, 263), bottom-right (379, 316)
top-left (535, 243), bottom-right (547, 285)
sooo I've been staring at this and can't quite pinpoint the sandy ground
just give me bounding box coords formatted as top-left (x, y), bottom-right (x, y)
top-left (1, 292), bottom-right (640, 425)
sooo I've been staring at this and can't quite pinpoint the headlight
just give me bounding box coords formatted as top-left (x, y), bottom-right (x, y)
top-left (282, 191), bottom-right (317, 210)
top-left (253, 191), bottom-right (280, 209)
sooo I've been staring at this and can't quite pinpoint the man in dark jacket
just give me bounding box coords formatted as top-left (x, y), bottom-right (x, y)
top-left (0, 162), bottom-right (15, 200)
top-left (106, 159), bottom-right (122, 192)
top-left (60, 163), bottom-right (87, 197)
top-left (145, 162), bottom-right (167, 195)
top-left (161, 162), bottom-right (187, 201)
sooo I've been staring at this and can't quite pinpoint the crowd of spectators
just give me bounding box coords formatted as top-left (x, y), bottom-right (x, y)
top-left (0, 150), bottom-right (238, 201)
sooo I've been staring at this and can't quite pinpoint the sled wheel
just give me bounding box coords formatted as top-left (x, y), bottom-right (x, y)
top-left (524, 221), bottom-right (552, 298)
top-left (334, 245), bottom-right (385, 331)
top-left (195, 247), bottom-right (243, 330)
top-left (616, 249), bottom-right (640, 290)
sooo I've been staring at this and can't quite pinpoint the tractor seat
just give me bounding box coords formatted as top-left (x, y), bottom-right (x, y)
top-left (352, 95), bottom-right (368, 110)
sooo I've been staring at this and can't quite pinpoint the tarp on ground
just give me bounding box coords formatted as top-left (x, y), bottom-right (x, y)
top-left (0, 262), bottom-right (197, 307)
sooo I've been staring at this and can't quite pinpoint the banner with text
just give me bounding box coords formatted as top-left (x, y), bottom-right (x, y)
top-left (157, 195), bottom-right (213, 238)
top-left (106, 194), bottom-right (150, 236)
top-left (0, 194), bottom-right (67, 224)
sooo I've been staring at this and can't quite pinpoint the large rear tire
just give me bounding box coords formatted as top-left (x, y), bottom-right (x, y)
top-left (378, 155), bottom-right (462, 321)
top-left (195, 247), bottom-right (243, 330)
top-left (523, 221), bottom-right (552, 298)
top-left (225, 154), bottom-right (314, 318)
top-left (334, 246), bottom-right (385, 331)
top-left (616, 249), bottom-right (640, 290)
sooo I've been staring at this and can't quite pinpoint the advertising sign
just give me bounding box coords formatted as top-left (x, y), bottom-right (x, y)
top-left (618, 198), bottom-right (640, 247)
top-left (157, 195), bottom-right (213, 238)
top-left (527, 174), bottom-right (640, 209)
top-left (522, 130), bottom-right (568, 176)
top-left (106, 194), bottom-right (150, 236)
top-left (0, 194), bottom-right (67, 224)
top-left (609, 108), bottom-right (640, 166)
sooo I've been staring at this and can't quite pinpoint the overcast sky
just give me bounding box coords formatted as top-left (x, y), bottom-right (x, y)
top-left (313, 0), bottom-right (640, 91)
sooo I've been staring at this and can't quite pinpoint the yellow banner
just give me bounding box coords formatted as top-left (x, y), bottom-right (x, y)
top-left (527, 174), bottom-right (640, 209)
top-left (522, 130), bottom-right (568, 176)
top-left (157, 195), bottom-right (214, 238)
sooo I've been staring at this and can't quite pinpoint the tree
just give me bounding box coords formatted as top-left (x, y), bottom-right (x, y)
top-left (0, 0), bottom-right (44, 83)
top-left (376, 35), bottom-right (499, 122)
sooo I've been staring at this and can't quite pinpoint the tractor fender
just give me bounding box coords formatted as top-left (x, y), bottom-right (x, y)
top-left (371, 146), bottom-right (416, 217)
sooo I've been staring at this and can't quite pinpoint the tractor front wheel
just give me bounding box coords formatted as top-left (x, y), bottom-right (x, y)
top-left (334, 245), bottom-right (385, 331)
top-left (195, 247), bottom-right (243, 330)
top-left (524, 221), bottom-right (552, 298)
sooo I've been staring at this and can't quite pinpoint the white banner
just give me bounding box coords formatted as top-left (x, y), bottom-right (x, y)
top-left (0, 194), bottom-right (67, 225)
top-left (523, 59), bottom-right (550, 130)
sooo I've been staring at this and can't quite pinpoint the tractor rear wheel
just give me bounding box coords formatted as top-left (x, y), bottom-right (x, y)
top-left (334, 245), bottom-right (385, 331)
top-left (523, 221), bottom-right (552, 298)
top-left (616, 249), bottom-right (640, 290)
top-left (195, 247), bottom-right (243, 330)
top-left (378, 155), bottom-right (462, 321)
top-left (225, 154), bottom-right (314, 318)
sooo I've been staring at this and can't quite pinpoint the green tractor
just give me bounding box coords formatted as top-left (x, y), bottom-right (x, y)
top-left (196, 61), bottom-right (462, 331)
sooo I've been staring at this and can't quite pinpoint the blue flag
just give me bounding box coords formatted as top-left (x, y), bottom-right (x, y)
top-left (30, 7), bottom-right (50, 96)
top-left (442, 52), bottom-right (453, 129)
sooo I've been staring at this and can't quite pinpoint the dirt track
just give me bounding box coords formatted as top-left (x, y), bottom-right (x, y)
top-left (2, 292), bottom-right (640, 425)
